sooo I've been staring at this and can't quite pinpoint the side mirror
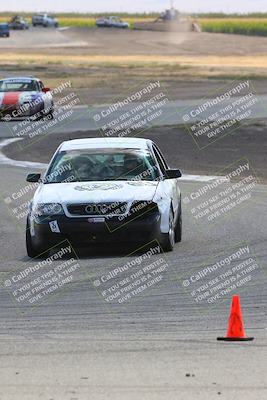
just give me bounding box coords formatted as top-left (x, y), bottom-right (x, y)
top-left (42, 87), bottom-right (50, 93)
top-left (26, 173), bottom-right (41, 182)
top-left (165, 169), bottom-right (182, 179)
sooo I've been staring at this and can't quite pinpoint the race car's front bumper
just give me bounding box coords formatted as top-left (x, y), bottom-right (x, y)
top-left (0, 101), bottom-right (45, 120)
top-left (0, 105), bottom-right (33, 119)
top-left (29, 211), bottom-right (162, 249)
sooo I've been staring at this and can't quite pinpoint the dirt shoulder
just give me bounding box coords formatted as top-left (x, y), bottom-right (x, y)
top-left (2, 28), bottom-right (267, 57)
top-left (1, 29), bottom-right (267, 79)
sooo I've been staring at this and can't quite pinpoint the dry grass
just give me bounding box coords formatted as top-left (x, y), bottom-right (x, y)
top-left (1, 53), bottom-right (267, 69)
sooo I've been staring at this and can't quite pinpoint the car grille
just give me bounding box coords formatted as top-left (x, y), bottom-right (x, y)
top-left (67, 202), bottom-right (128, 216)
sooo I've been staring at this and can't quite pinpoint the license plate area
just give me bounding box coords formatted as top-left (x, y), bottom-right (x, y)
top-left (87, 217), bottom-right (105, 223)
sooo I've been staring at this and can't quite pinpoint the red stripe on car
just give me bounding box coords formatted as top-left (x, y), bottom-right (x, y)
top-left (2, 92), bottom-right (21, 105)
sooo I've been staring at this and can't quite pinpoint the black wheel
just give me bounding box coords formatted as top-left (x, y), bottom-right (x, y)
top-left (47, 109), bottom-right (54, 119)
top-left (26, 219), bottom-right (48, 258)
top-left (159, 209), bottom-right (175, 252)
top-left (32, 111), bottom-right (42, 121)
top-left (39, 109), bottom-right (54, 120)
top-left (26, 222), bottom-right (39, 258)
top-left (175, 206), bottom-right (182, 243)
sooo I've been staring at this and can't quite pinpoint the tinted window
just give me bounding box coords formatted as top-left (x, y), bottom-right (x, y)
top-left (45, 149), bottom-right (159, 183)
top-left (0, 79), bottom-right (38, 92)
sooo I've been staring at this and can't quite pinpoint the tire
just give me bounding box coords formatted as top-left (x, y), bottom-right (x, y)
top-left (26, 226), bottom-right (39, 258)
top-left (47, 107), bottom-right (54, 119)
top-left (39, 108), bottom-right (53, 120)
top-left (26, 219), bottom-right (48, 258)
top-left (174, 206), bottom-right (182, 243)
top-left (159, 209), bottom-right (175, 252)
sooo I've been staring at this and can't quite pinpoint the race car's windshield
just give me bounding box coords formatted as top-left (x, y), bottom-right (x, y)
top-left (0, 79), bottom-right (38, 92)
top-left (45, 149), bottom-right (160, 183)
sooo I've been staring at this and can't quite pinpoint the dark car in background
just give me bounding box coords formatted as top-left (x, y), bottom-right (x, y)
top-left (9, 16), bottom-right (29, 30)
top-left (0, 23), bottom-right (10, 37)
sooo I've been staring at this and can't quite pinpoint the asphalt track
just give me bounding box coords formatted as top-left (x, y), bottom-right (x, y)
top-left (0, 151), bottom-right (267, 399)
top-left (0, 94), bottom-right (267, 139)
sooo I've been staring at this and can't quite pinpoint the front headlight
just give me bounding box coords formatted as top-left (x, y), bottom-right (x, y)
top-left (34, 203), bottom-right (64, 217)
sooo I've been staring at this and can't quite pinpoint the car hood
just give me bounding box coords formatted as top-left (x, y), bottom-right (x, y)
top-left (34, 180), bottom-right (159, 205)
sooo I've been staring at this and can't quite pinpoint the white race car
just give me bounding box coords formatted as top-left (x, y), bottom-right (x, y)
top-left (26, 138), bottom-right (182, 257)
top-left (0, 77), bottom-right (54, 120)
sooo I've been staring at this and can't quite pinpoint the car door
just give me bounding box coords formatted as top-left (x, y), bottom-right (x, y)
top-left (152, 144), bottom-right (181, 222)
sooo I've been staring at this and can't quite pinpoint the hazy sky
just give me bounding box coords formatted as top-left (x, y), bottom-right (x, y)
top-left (0, 0), bottom-right (266, 13)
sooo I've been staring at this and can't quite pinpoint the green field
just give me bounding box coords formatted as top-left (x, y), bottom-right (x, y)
top-left (200, 18), bottom-right (267, 36)
top-left (195, 12), bottom-right (267, 19)
top-left (58, 16), bottom-right (156, 29)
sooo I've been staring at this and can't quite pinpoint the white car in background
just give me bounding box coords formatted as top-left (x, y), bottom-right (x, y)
top-left (32, 14), bottom-right (59, 28)
top-left (96, 16), bottom-right (130, 29)
top-left (26, 138), bottom-right (182, 257)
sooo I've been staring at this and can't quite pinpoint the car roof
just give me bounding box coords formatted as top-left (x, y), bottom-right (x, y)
top-left (1, 76), bottom-right (38, 81)
top-left (60, 137), bottom-right (153, 151)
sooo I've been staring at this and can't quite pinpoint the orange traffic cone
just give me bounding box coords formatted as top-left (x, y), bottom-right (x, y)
top-left (217, 295), bottom-right (254, 341)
